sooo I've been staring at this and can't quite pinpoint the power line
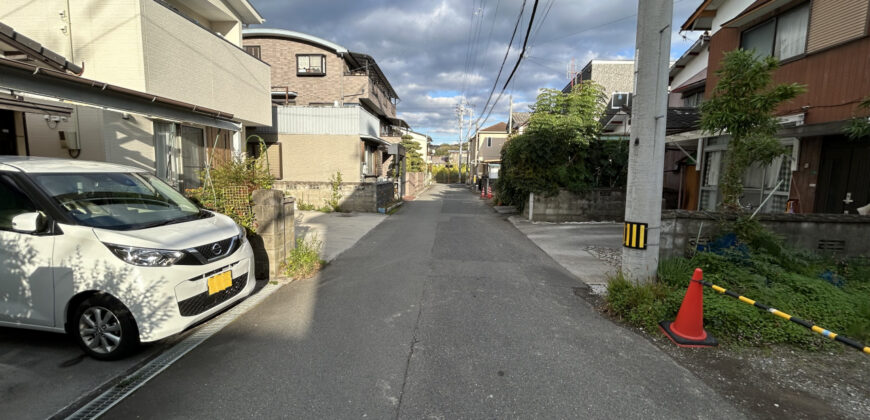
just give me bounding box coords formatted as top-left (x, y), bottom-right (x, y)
top-left (466, 1), bottom-right (488, 100)
top-left (502, 0), bottom-right (540, 90)
top-left (460, 1), bottom-right (481, 99)
top-left (468, 0), bottom-right (527, 132)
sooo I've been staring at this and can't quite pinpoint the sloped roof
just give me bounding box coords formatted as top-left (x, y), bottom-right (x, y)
top-left (480, 122), bottom-right (508, 132)
top-left (511, 112), bottom-right (531, 128)
top-left (0, 22), bottom-right (82, 74)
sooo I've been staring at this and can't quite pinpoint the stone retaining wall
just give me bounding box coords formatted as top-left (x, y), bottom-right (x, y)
top-left (404, 172), bottom-right (427, 198)
top-left (522, 189), bottom-right (626, 222)
top-left (250, 190), bottom-right (295, 280)
top-left (274, 181), bottom-right (379, 213)
top-left (660, 210), bottom-right (870, 258)
top-left (376, 181), bottom-right (395, 211)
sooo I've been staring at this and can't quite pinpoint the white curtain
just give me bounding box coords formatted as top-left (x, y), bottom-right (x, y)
top-left (154, 122), bottom-right (177, 186)
top-left (704, 151), bottom-right (722, 187)
top-left (776, 4), bottom-right (809, 60)
top-left (764, 155), bottom-right (785, 189)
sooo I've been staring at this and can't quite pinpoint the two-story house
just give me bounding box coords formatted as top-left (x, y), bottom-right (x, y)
top-left (0, 0), bottom-right (272, 190)
top-left (242, 28), bottom-right (409, 189)
top-left (680, 0), bottom-right (870, 214)
top-left (469, 122), bottom-right (509, 182)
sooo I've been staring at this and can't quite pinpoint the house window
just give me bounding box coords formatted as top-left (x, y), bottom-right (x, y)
top-left (698, 137), bottom-right (798, 212)
top-left (740, 3), bottom-right (809, 61)
top-left (244, 45), bottom-right (261, 59)
top-left (297, 54), bottom-right (326, 76)
top-left (486, 137), bottom-right (492, 147)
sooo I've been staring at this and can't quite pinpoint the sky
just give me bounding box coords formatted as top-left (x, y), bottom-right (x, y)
top-left (250, 0), bottom-right (705, 144)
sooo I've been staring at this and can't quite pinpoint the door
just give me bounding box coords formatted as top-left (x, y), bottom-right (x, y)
top-left (180, 125), bottom-right (205, 191)
top-left (0, 110), bottom-right (18, 156)
top-left (816, 139), bottom-right (870, 214)
top-left (0, 174), bottom-right (55, 327)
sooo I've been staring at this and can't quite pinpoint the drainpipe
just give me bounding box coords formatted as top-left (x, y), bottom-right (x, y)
top-left (63, 0), bottom-right (82, 158)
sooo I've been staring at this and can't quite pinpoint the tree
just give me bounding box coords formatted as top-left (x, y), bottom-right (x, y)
top-left (497, 83), bottom-right (624, 207)
top-left (844, 97), bottom-right (870, 140)
top-left (700, 49), bottom-right (805, 212)
top-left (400, 134), bottom-right (425, 172)
top-left (434, 143), bottom-right (458, 156)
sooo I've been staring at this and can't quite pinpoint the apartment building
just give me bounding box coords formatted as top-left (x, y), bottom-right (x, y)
top-left (0, 0), bottom-right (271, 190)
top-left (242, 28), bottom-right (409, 185)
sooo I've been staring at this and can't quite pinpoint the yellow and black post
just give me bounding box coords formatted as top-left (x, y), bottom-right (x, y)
top-left (623, 221), bottom-right (648, 250)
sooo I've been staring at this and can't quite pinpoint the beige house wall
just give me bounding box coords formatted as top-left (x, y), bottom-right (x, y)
top-left (277, 134), bottom-right (361, 182)
top-left (475, 132), bottom-right (509, 162)
top-left (140, 0), bottom-right (270, 126)
top-left (0, 0), bottom-right (148, 92)
top-left (100, 111), bottom-right (156, 171)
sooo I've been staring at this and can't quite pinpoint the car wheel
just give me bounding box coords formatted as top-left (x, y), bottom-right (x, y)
top-left (72, 294), bottom-right (140, 360)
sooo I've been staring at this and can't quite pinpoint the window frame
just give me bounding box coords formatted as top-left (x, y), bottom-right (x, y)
top-left (486, 137), bottom-right (492, 148)
top-left (296, 54), bottom-right (327, 76)
top-left (739, 2), bottom-right (810, 61)
top-left (244, 45), bottom-right (261, 60)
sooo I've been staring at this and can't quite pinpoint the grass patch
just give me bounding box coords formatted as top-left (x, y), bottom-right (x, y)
top-left (606, 219), bottom-right (870, 350)
top-left (282, 236), bottom-right (325, 280)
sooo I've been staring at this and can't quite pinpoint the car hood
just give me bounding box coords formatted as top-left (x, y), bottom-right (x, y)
top-left (92, 212), bottom-right (239, 250)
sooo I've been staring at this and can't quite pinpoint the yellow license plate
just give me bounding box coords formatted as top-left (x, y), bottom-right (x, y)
top-left (207, 271), bottom-right (233, 295)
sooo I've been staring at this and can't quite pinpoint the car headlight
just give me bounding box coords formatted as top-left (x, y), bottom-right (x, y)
top-left (236, 223), bottom-right (247, 244)
top-left (105, 244), bottom-right (185, 267)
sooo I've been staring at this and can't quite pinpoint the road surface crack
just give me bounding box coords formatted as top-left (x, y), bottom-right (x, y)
top-left (395, 280), bottom-right (426, 419)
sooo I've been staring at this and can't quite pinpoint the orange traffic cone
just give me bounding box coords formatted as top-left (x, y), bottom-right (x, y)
top-left (659, 268), bottom-right (718, 347)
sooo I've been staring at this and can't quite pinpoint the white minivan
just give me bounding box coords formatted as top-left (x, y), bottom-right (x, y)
top-left (0, 157), bottom-right (255, 360)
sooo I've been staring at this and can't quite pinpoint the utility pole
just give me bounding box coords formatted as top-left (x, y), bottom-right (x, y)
top-left (621, 0), bottom-right (673, 283)
top-left (508, 95), bottom-right (513, 135)
top-left (456, 102), bottom-right (464, 184)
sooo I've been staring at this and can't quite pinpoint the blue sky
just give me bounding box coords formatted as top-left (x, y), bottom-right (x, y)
top-left (251, 0), bottom-right (705, 144)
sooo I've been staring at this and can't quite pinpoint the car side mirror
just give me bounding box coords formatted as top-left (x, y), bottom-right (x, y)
top-left (11, 212), bottom-right (45, 233)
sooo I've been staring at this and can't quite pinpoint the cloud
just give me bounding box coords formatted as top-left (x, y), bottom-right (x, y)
top-left (251, 0), bottom-right (704, 143)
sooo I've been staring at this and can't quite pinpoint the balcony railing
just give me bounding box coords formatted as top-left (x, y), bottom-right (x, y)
top-left (260, 106), bottom-right (382, 138)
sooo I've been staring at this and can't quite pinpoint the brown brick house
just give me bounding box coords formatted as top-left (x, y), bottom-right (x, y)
top-left (242, 28), bottom-right (409, 211)
top-left (677, 0), bottom-right (870, 214)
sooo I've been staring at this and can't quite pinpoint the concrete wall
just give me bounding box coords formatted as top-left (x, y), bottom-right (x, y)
top-left (522, 189), bottom-right (626, 222)
top-left (376, 181), bottom-right (395, 210)
top-left (250, 190), bottom-right (295, 280)
top-left (275, 181), bottom-right (380, 213)
top-left (660, 210), bottom-right (870, 258)
top-left (589, 61), bottom-right (634, 95)
top-left (276, 134), bottom-right (360, 183)
top-left (404, 172), bottom-right (427, 198)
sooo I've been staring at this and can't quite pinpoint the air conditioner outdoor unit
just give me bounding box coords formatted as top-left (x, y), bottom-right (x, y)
top-left (611, 92), bottom-right (632, 110)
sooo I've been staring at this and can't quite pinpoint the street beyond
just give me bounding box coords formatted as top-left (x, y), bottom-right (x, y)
top-left (102, 184), bottom-right (742, 419)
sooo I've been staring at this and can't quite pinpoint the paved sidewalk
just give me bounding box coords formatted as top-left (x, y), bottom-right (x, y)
top-left (508, 216), bottom-right (623, 294)
top-left (294, 210), bottom-right (388, 262)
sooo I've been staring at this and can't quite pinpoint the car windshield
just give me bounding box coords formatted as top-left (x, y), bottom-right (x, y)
top-left (32, 172), bottom-right (209, 230)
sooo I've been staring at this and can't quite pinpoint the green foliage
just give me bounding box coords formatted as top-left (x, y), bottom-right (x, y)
top-left (400, 134), bottom-right (425, 172)
top-left (606, 225), bottom-right (870, 350)
top-left (187, 143), bottom-right (274, 232)
top-left (844, 97), bottom-right (870, 140)
top-left (700, 49), bottom-right (805, 211)
top-left (282, 236), bottom-right (324, 280)
top-left (327, 171), bottom-right (343, 212)
top-left (296, 201), bottom-right (317, 211)
top-left (497, 83), bottom-right (628, 208)
top-left (433, 143), bottom-right (459, 156)
top-left (432, 164), bottom-right (467, 183)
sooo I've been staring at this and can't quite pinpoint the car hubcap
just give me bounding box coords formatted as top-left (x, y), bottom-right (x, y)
top-left (79, 306), bottom-right (122, 354)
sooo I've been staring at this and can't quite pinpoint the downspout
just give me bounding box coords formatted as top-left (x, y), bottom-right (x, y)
top-left (338, 52), bottom-right (344, 106)
top-left (63, 0), bottom-right (82, 158)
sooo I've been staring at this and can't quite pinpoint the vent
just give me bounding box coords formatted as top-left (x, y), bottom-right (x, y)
top-left (817, 240), bottom-right (845, 251)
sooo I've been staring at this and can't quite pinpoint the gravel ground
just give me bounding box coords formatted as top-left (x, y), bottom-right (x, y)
top-left (585, 246), bottom-right (622, 267)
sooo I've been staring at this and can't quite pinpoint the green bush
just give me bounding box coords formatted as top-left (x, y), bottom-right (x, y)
top-left (187, 144), bottom-right (274, 232)
top-left (282, 236), bottom-right (324, 280)
top-left (606, 225), bottom-right (870, 350)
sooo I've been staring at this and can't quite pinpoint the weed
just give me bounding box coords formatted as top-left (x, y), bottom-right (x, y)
top-left (282, 236), bottom-right (324, 280)
top-left (606, 226), bottom-right (870, 350)
top-left (297, 201), bottom-right (317, 211)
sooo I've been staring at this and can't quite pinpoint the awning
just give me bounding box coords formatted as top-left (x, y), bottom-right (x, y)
top-left (0, 96), bottom-right (72, 115)
top-left (0, 57), bottom-right (239, 131)
top-left (361, 135), bottom-right (389, 146)
top-left (386, 117), bottom-right (410, 129)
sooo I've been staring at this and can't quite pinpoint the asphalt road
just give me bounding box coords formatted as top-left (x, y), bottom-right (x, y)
top-left (103, 184), bottom-right (743, 419)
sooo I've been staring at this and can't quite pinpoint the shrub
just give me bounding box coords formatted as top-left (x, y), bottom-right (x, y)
top-left (282, 236), bottom-right (324, 280)
top-left (606, 226), bottom-right (870, 350)
top-left (187, 143), bottom-right (274, 232)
